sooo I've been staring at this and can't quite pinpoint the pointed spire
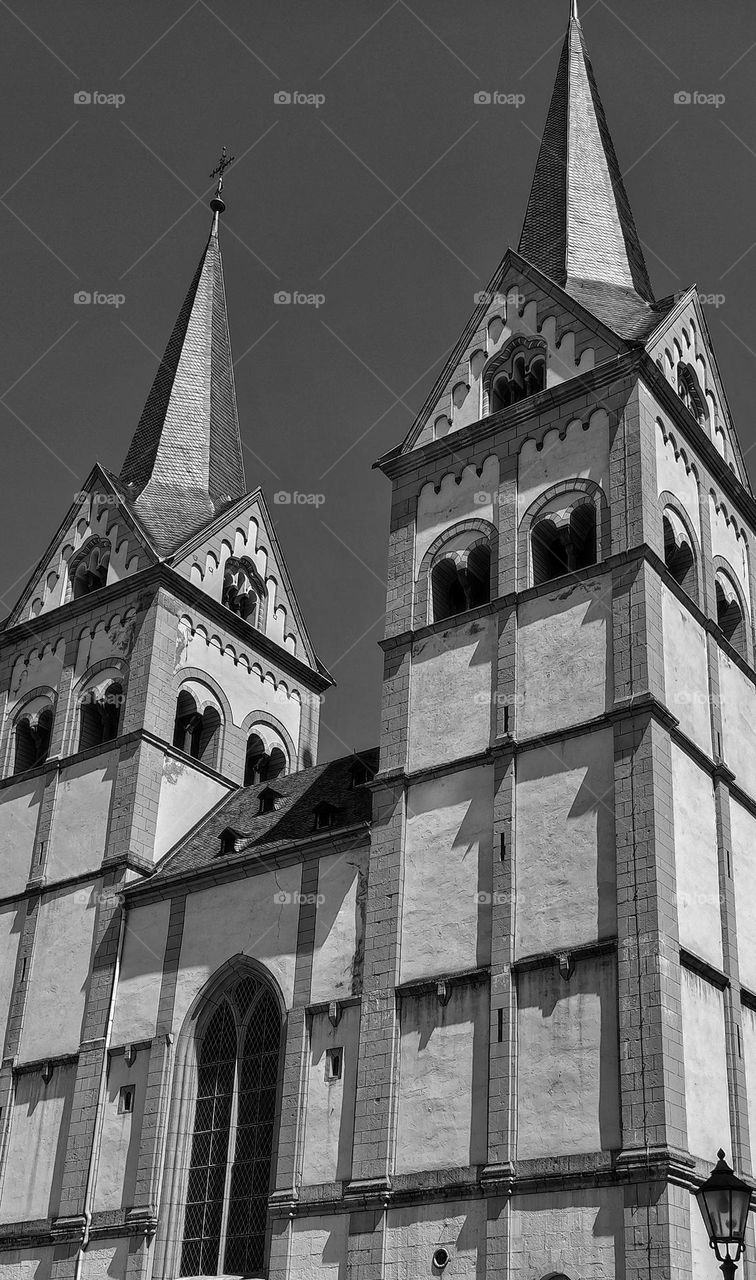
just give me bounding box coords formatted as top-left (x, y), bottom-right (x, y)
top-left (519, 7), bottom-right (654, 325)
top-left (120, 160), bottom-right (246, 554)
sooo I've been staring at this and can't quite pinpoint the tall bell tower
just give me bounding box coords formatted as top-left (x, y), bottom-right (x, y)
top-left (0, 171), bottom-right (329, 1256)
top-left (347, 3), bottom-right (756, 1275)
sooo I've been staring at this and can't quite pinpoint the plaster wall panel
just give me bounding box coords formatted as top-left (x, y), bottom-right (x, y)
top-left (400, 765), bottom-right (493, 983)
top-left (691, 1190), bottom-right (718, 1280)
top-left (301, 1006), bottom-right (359, 1185)
top-left (111, 899), bottom-right (170, 1044)
top-left (671, 745), bottom-right (722, 969)
top-left (741, 1005), bottom-right (756, 1157)
top-left (0, 777), bottom-right (44, 897)
top-left (179, 631), bottom-right (302, 744)
top-left (415, 457), bottom-right (499, 573)
top-left (515, 729), bottom-right (615, 957)
top-left (395, 982), bottom-right (488, 1174)
top-left (518, 410), bottom-right (610, 523)
top-left (662, 586), bottom-right (711, 754)
top-left (681, 967), bottom-right (730, 1161)
top-left (0, 1249), bottom-right (53, 1280)
top-left (46, 754), bottom-right (117, 881)
top-left (510, 1187), bottom-right (624, 1278)
top-left (719, 653), bottom-right (756, 800)
top-left (517, 576), bottom-right (612, 738)
top-left (407, 618), bottom-right (494, 772)
top-left (384, 1199), bottom-right (486, 1279)
top-left (0, 903), bottom-right (22, 1046)
top-left (174, 869), bottom-right (300, 1029)
top-left (153, 758), bottom-right (230, 862)
top-left (516, 955), bottom-right (620, 1159)
top-left (19, 884), bottom-right (97, 1062)
top-left (288, 1215), bottom-right (348, 1280)
top-left (732, 800), bottom-right (756, 992)
top-left (93, 1051), bottom-right (148, 1211)
top-left (655, 422), bottom-right (702, 541)
top-left (78, 1242), bottom-right (129, 1280)
top-left (310, 848), bottom-right (367, 1004)
top-left (74, 612), bottom-right (136, 677)
top-left (709, 496), bottom-right (750, 609)
top-left (8, 641), bottom-right (65, 710)
top-left (0, 1064), bottom-right (75, 1224)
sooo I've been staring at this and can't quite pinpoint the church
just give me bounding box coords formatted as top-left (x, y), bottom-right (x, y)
top-left (1, 3), bottom-right (755, 1277)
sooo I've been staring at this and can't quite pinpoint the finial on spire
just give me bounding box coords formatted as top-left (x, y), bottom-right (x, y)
top-left (571, 0), bottom-right (579, 20)
top-left (209, 146), bottom-right (234, 228)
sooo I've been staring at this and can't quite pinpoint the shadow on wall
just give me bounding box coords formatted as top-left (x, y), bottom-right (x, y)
top-left (568, 763), bottom-right (616, 942)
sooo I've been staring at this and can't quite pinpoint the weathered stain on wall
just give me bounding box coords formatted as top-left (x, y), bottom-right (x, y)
top-left (310, 849), bottom-right (367, 1003)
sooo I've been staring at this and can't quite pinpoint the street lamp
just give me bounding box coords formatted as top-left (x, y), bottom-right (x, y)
top-left (696, 1149), bottom-right (753, 1280)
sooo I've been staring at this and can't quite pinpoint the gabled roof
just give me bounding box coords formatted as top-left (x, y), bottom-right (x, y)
top-left (136, 748), bottom-right (379, 889)
top-left (519, 6), bottom-right (655, 322)
top-left (118, 210), bottom-right (246, 555)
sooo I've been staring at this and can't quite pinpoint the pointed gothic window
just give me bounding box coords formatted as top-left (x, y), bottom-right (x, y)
top-left (13, 706), bottom-right (54, 773)
top-left (173, 689), bottom-right (222, 769)
top-left (70, 540), bottom-right (111, 600)
top-left (532, 502), bottom-right (597, 586)
top-left (179, 976), bottom-right (281, 1279)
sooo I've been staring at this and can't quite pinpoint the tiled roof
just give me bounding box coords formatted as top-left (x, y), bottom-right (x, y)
top-left (519, 11), bottom-right (655, 321)
top-left (142, 748), bottom-right (379, 887)
top-left (119, 221), bottom-right (246, 555)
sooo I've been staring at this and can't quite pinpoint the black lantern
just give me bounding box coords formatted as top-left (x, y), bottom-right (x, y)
top-left (696, 1150), bottom-right (752, 1279)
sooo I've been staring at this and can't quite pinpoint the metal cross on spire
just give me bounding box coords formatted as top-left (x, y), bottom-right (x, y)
top-left (210, 146), bottom-right (234, 198)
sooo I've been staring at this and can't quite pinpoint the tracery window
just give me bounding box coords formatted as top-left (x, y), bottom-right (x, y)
top-left (179, 975), bottom-right (281, 1278)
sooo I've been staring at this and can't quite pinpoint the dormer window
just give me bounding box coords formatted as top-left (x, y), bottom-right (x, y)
top-left (350, 758), bottom-right (374, 788)
top-left (258, 786), bottom-right (283, 815)
top-left (222, 558), bottom-right (266, 627)
top-left (70, 538), bottom-right (110, 600)
top-left (218, 827), bottom-right (240, 855)
top-left (313, 801), bottom-right (339, 831)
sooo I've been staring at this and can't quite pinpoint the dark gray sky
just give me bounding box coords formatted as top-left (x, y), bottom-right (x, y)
top-left (2, 0), bottom-right (756, 761)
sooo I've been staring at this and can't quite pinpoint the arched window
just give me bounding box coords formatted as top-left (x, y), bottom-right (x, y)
top-left (663, 510), bottom-right (697, 598)
top-left (489, 343), bottom-right (546, 413)
top-left (431, 541), bottom-right (491, 623)
top-left (222, 558), bottom-right (266, 628)
top-left (532, 501), bottom-right (597, 587)
top-left (716, 571), bottom-right (747, 657)
top-left (71, 540), bottom-right (110, 600)
top-left (78, 680), bottom-right (123, 751)
top-left (173, 687), bottom-right (222, 769)
top-left (244, 730), bottom-right (289, 787)
top-left (677, 363), bottom-right (708, 428)
top-left (13, 706), bottom-right (54, 773)
top-left (179, 974), bottom-right (281, 1278)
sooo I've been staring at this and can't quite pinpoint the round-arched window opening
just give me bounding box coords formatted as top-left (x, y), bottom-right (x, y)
top-left (13, 706), bottom-right (54, 773)
top-left (432, 558), bottom-right (467, 622)
top-left (663, 513), bottom-right (696, 597)
top-left (244, 732), bottom-right (289, 787)
top-left (531, 502), bottom-right (597, 587)
top-left (72, 542), bottom-right (110, 599)
top-left (716, 576), bottom-right (747, 657)
top-left (490, 350), bottom-right (545, 413)
top-left (431, 543), bottom-right (492, 623)
top-left (222, 558), bottom-right (266, 628)
top-left (173, 689), bottom-right (222, 768)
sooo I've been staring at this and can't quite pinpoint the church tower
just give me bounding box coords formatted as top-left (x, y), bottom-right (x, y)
top-left (0, 172), bottom-right (329, 1259)
top-left (350, 3), bottom-right (756, 1275)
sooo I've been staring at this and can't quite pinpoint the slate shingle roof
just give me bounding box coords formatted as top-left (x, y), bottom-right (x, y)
top-left (119, 221), bottom-right (247, 555)
top-left (141, 748), bottom-right (379, 888)
top-left (519, 11), bottom-right (656, 330)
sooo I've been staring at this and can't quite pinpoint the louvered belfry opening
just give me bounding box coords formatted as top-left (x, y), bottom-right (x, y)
top-left (179, 975), bottom-right (281, 1278)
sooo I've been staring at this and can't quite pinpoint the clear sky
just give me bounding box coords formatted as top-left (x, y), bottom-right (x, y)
top-left (2, 0), bottom-right (756, 760)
